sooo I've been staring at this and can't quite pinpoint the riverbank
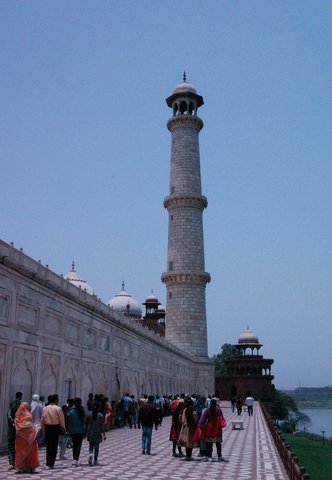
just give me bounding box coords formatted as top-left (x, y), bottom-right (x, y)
top-left (284, 434), bottom-right (332, 480)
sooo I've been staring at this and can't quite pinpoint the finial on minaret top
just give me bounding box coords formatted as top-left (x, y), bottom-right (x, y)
top-left (121, 280), bottom-right (125, 291)
top-left (183, 71), bottom-right (186, 82)
top-left (71, 260), bottom-right (75, 272)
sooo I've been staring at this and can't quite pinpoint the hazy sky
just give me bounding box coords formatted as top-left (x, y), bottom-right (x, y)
top-left (1, 1), bottom-right (331, 390)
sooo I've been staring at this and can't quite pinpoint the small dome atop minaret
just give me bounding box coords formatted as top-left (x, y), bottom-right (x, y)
top-left (64, 261), bottom-right (95, 295)
top-left (173, 72), bottom-right (197, 94)
top-left (166, 72), bottom-right (203, 110)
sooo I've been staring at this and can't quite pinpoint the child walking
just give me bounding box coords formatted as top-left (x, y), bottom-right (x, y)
top-left (85, 402), bottom-right (106, 466)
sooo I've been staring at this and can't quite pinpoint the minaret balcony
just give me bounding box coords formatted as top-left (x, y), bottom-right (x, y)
top-left (163, 194), bottom-right (208, 210)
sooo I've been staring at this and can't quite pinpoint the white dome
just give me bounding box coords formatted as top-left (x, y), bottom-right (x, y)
top-left (238, 328), bottom-right (259, 345)
top-left (64, 261), bottom-right (95, 296)
top-left (108, 282), bottom-right (142, 318)
top-left (173, 81), bottom-right (197, 95)
top-left (145, 290), bottom-right (159, 303)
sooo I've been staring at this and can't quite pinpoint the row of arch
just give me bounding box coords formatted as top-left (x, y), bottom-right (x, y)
top-left (172, 100), bottom-right (198, 117)
top-left (6, 353), bottom-right (196, 408)
top-left (227, 366), bottom-right (272, 376)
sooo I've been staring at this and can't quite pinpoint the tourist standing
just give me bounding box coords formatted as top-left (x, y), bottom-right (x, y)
top-left (236, 396), bottom-right (243, 416)
top-left (41, 394), bottom-right (65, 469)
top-left (178, 399), bottom-right (199, 461)
top-left (86, 402), bottom-right (106, 466)
top-left (101, 397), bottom-right (113, 430)
top-left (30, 394), bottom-right (43, 445)
top-left (58, 404), bottom-right (70, 460)
top-left (86, 393), bottom-right (94, 411)
top-left (68, 397), bottom-right (85, 467)
top-left (7, 391), bottom-right (23, 470)
top-left (245, 394), bottom-right (254, 416)
top-left (138, 395), bottom-right (158, 455)
top-left (155, 395), bottom-right (163, 426)
top-left (169, 402), bottom-right (184, 457)
top-left (14, 402), bottom-right (40, 473)
top-left (129, 395), bottom-right (138, 428)
top-left (122, 393), bottom-right (133, 427)
top-left (199, 398), bottom-right (227, 462)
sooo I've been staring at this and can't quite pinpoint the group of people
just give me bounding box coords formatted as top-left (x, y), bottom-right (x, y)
top-left (7, 391), bottom-right (111, 473)
top-left (169, 394), bottom-right (228, 462)
top-left (231, 394), bottom-right (255, 416)
top-left (7, 390), bottom-right (254, 472)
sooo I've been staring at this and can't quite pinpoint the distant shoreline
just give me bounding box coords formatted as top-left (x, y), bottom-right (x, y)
top-left (297, 402), bottom-right (332, 409)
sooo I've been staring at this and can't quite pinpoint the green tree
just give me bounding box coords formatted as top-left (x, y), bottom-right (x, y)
top-left (271, 390), bottom-right (298, 423)
top-left (213, 343), bottom-right (237, 375)
top-left (271, 390), bottom-right (311, 433)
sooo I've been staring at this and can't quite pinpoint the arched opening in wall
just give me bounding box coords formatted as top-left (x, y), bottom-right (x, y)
top-left (112, 369), bottom-right (121, 400)
top-left (189, 102), bottom-right (194, 115)
top-left (121, 374), bottom-right (129, 397)
top-left (41, 361), bottom-right (57, 399)
top-left (12, 359), bottom-right (32, 402)
top-left (133, 375), bottom-right (139, 399)
top-left (98, 367), bottom-right (108, 397)
top-left (82, 375), bottom-right (93, 404)
top-left (64, 379), bottom-right (73, 404)
top-left (179, 101), bottom-right (188, 114)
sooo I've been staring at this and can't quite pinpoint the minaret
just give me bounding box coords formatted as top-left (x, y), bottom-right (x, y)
top-left (162, 74), bottom-right (210, 357)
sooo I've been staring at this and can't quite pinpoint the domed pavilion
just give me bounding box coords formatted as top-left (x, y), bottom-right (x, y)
top-left (135, 290), bottom-right (166, 336)
top-left (215, 328), bottom-right (275, 410)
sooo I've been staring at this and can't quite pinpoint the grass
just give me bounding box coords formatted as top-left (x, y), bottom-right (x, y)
top-left (284, 434), bottom-right (332, 480)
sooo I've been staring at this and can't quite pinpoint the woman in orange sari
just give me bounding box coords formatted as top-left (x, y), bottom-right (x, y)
top-left (14, 402), bottom-right (40, 473)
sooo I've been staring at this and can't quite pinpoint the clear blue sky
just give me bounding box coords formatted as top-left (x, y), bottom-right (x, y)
top-left (1, 1), bottom-right (331, 390)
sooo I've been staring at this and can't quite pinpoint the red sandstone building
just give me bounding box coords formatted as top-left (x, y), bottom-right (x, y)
top-left (215, 329), bottom-right (275, 409)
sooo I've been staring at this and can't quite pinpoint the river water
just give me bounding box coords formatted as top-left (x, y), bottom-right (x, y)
top-left (300, 408), bottom-right (332, 438)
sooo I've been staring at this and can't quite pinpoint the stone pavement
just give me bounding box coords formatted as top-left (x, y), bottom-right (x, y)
top-left (0, 401), bottom-right (288, 479)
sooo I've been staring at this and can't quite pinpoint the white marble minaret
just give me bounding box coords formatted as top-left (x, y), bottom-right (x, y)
top-left (162, 75), bottom-right (210, 357)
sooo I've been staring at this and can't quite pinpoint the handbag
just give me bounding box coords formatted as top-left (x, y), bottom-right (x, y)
top-left (219, 413), bottom-right (227, 428)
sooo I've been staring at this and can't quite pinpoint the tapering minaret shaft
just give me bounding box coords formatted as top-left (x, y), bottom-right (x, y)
top-left (162, 79), bottom-right (210, 357)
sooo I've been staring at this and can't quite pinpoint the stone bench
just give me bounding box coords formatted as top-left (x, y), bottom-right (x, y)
top-left (231, 420), bottom-right (244, 430)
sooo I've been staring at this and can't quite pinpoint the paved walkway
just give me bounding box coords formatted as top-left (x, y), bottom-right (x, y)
top-left (0, 402), bottom-right (288, 479)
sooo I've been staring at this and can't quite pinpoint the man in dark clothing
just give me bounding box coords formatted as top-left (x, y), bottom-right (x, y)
top-left (138, 395), bottom-right (158, 455)
top-left (7, 392), bottom-right (23, 470)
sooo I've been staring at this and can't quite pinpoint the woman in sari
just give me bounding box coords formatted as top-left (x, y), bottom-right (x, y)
top-left (169, 402), bottom-right (184, 457)
top-left (178, 399), bottom-right (199, 461)
top-left (199, 398), bottom-right (227, 462)
top-left (14, 402), bottom-right (40, 473)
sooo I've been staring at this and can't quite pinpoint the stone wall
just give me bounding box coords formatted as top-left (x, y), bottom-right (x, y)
top-left (0, 240), bottom-right (214, 450)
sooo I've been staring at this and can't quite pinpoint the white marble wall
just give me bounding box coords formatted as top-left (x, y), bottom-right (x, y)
top-left (0, 240), bottom-right (214, 450)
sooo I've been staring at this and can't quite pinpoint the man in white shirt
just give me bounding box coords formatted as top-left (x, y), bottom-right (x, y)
top-left (245, 395), bottom-right (254, 416)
